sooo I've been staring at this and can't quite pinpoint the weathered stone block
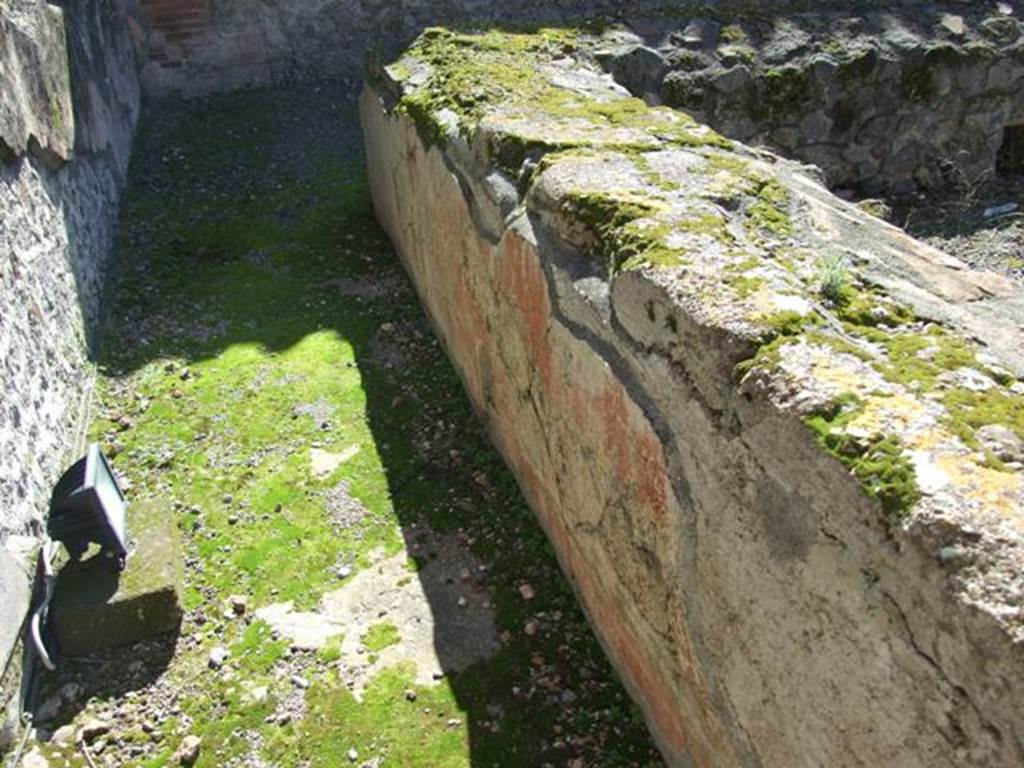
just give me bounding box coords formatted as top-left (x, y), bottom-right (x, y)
top-left (52, 500), bottom-right (183, 656)
top-left (363, 27), bottom-right (1024, 768)
top-left (0, 547), bottom-right (29, 748)
top-left (0, 0), bottom-right (73, 165)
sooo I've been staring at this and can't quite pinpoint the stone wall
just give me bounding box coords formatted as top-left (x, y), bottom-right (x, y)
top-left (1, 0), bottom-right (139, 544)
top-left (601, 7), bottom-right (1024, 194)
top-left (362, 27), bottom-right (1024, 767)
top-left (127, 0), bottom-right (1024, 196)
top-left (0, 0), bottom-right (139, 736)
top-left (129, 0), bottom-right (942, 97)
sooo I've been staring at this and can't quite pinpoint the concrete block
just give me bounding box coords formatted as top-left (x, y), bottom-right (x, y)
top-left (52, 500), bottom-right (182, 657)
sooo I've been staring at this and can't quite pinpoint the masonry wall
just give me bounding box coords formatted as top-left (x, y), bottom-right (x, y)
top-left (0, 0), bottom-right (140, 737)
top-left (128, 0), bottom-right (1024, 196)
top-left (604, 8), bottom-right (1024, 194)
top-left (127, 0), bottom-right (941, 96)
top-left (361, 31), bottom-right (1024, 765)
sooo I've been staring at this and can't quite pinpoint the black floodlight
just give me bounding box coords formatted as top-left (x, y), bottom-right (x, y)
top-left (48, 444), bottom-right (128, 571)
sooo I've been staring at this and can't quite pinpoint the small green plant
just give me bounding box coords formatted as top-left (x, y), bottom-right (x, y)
top-left (719, 24), bottom-right (747, 44)
top-left (818, 251), bottom-right (849, 304)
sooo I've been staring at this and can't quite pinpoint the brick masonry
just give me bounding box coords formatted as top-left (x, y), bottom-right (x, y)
top-left (138, 0), bottom-right (209, 68)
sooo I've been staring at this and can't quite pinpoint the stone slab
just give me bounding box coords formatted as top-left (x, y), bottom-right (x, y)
top-left (0, 546), bottom-right (30, 748)
top-left (52, 499), bottom-right (183, 657)
top-left (0, 547), bottom-right (29, 674)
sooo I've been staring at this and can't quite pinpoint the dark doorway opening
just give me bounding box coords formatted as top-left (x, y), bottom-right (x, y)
top-left (997, 123), bottom-right (1024, 173)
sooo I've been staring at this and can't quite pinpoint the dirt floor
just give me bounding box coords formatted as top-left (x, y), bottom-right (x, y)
top-left (889, 171), bottom-right (1024, 286)
top-left (22, 83), bottom-right (664, 768)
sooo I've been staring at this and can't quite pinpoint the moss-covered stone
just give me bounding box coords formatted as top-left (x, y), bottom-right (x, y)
top-left (393, 26), bottom-right (731, 175)
top-left (51, 499), bottom-right (184, 656)
top-left (752, 66), bottom-right (812, 121)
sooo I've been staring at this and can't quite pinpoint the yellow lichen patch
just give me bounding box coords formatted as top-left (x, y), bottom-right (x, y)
top-left (804, 346), bottom-right (883, 398)
top-left (934, 453), bottom-right (1024, 522)
top-left (846, 392), bottom-right (931, 438)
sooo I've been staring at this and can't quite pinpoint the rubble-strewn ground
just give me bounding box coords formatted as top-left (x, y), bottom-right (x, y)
top-left (24, 83), bottom-right (663, 768)
top-left (890, 172), bottom-right (1024, 286)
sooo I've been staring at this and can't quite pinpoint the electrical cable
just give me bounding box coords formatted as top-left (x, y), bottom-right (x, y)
top-left (29, 540), bottom-right (59, 673)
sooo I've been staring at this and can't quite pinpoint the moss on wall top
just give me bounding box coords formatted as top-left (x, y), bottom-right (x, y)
top-left (379, 25), bottom-right (1024, 538)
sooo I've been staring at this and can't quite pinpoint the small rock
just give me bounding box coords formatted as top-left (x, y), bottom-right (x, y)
top-left (20, 748), bottom-right (50, 768)
top-left (940, 13), bottom-right (966, 36)
top-left (524, 619), bottom-right (539, 637)
top-left (208, 646), bottom-right (229, 669)
top-left (937, 367), bottom-right (996, 392)
top-left (446, 718), bottom-right (462, 729)
top-left (348, 747), bottom-right (359, 762)
top-left (405, 689), bottom-right (417, 702)
top-left (291, 675), bottom-right (310, 689)
top-left (977, 424), bottom-right (1024, 463)
top-left (229, 595), bottom-right (248, 615)
top-left (78, 719), bottom-right (111, 744)
top-left (51, 724), bottom-right (76, 746)
top-left (938, 545), bottom-right (974, 567)
top-left (173, 734), bottom-right (202, 766)
top-left (518, 584), bottom-right (536, 601)
top-left (337, 565), bottom-right (352, 579)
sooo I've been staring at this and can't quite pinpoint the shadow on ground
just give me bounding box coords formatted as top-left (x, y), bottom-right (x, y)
top-left (33, 79), bottom-right (663, 768)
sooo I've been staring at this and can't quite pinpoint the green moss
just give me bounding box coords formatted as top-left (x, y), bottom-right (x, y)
top-left (719, 24), bottom-right (747, 44)
top-left (732, 329), bottom-right (793, 381)
top-left (943, 387), bottom-right (1024, 445)
top-left (753, 66), bottom-right (811, 121)
top-left (362, 620), bottom-right (401, 653)
top-left (834, 287), bottom-right (915, 329)
top-left (728, 274), bottom-right (766, 298)
top-left (561, 190), bottom-right (682, 272)
top-left (901, 61), bottom-right (936, 104)
top-left (395, 26), bottom-right (730, 172)
top-left (821, 39), bottom-right (846, 57)
top-left (856, 198), bottom-right (892, 221)
top-left (49, 92), bottom-right (64, 133)
top-left (803, 330), bottom-right (874, 362)
top-left (669, 49), bottom-right (708, 72)
top-left (679, 211), bottom-right (734, 241)
top-left (808, 419), bottom-right (921, 522)
top-left (318, 637), bottom-right (344, 663)
top-left (875, 327), bottom-right (977, 390)
top-left (701, 154), bottom-right (794, 237)
top-left (746, 178), bottom-right (793, 236)
top-left (759, 310), bottom-right (812, 337)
